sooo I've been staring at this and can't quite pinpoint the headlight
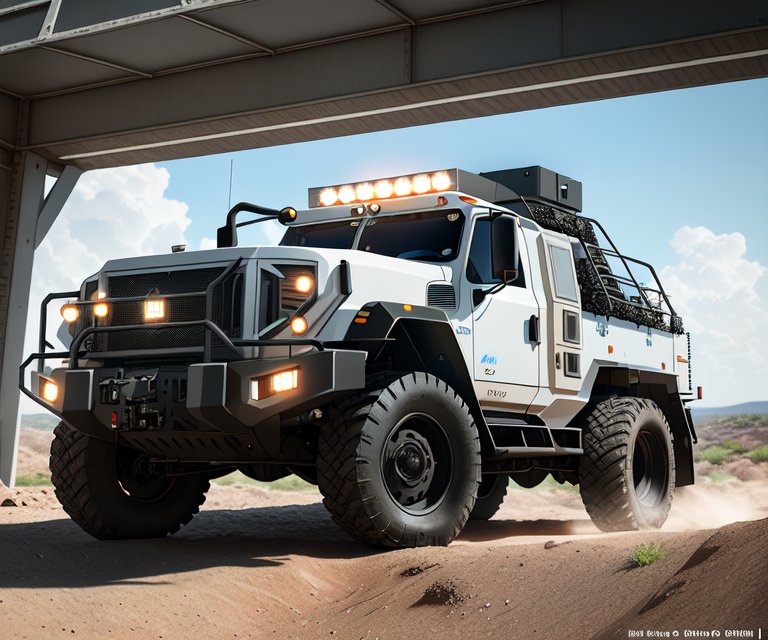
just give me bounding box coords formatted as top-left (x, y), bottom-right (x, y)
top-left (290, 316), bottom-right (308, 335)
top-left (93, 302), bottom-right (109, 318)
top-left (61, 304), bottom-right (80, 323)
top-left (144, 299), bottom-right (166, 322)
top-left (42, 380), bottom-right (58, 403)
top-left (250, 368), bottom-right (299, 400)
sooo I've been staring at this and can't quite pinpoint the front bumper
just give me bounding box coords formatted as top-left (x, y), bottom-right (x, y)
top-left (27, 348), bottom-right (366, 442)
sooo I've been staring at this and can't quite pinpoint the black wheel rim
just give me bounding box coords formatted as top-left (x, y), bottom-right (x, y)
top-left (632, 429), bottom-right (668, 508)
top-left (381, 413), bottom-right (452, 515)
top-left (115, 447), bottom-right (175, 503)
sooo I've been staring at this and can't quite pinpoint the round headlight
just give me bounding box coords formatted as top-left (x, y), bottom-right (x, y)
top-left (93, 302), bottom-right (109, 318)
top-left (61, 304), bottom-right (80, 323)
top-left (295, 275), bottom-right (313, 294)
top-left (290, 316), bottom-right (308, 335)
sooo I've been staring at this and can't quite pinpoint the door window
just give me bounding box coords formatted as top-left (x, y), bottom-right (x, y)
top-left (466, 217), bottom-right (525, 287)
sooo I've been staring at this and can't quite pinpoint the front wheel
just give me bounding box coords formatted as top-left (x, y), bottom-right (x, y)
top-left (50, 422), bottom-right (210, 539)
top-left (469, 474), bottom-right (508, 521)
top-left (317, 373), bottom-right (481, 547)
top-left (578, 397), bottom-right (675, 532)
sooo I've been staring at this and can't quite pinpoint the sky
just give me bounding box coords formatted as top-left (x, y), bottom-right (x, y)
top-left (23, 77), bottom-right (768, 410)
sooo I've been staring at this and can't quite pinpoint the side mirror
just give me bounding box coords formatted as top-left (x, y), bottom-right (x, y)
top-left (491, 215), bottom-right (519, 283)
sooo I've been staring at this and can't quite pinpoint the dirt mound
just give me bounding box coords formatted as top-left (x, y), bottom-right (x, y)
top-left (595, 518), bottom-right (768, 638)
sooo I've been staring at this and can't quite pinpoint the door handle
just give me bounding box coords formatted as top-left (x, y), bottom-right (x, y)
top-left (528, 314), bottom-right (540, 344)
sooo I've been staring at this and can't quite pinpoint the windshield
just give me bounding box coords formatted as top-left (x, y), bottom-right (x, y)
top-left (280, 220), bottom-right (359, 249)
top-left (357, 210), bottom-right (465, 262)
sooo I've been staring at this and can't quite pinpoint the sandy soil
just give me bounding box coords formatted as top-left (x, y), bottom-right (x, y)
top-left (2, 429), bottom-right (767, 639)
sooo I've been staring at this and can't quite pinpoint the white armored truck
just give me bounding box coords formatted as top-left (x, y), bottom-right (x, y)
top-left (22, 165), bottom-right (698, 547)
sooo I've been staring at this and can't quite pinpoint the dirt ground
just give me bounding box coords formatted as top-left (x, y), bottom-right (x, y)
top-left (2, 429), bottom-right (767, 639)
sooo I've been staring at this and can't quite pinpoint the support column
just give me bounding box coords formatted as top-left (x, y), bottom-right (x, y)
top-left (0, 150), bottom-right (81, 487)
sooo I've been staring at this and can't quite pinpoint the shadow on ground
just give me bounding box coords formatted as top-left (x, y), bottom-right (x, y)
top-left (0, 503), bottom-right (590, 590)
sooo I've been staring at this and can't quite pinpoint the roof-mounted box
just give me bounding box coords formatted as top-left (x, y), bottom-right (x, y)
top-left (480, 166), bottom-right (582, 212)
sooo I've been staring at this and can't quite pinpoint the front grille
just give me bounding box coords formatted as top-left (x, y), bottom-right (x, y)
top-left (108, 267), bottom-right (225, 297)
top-left (427, 283), bottom-right (456, 309)
top-left (89, 266), bottom-right (233, 353)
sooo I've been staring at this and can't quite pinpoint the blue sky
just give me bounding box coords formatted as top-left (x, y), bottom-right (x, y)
top-left (27, 77), bottom-right (768, 409)
top-left (160, 77), bottom-right (768, 288)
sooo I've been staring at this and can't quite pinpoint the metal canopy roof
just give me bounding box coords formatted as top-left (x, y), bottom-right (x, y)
top-left (0, 0), bottom-right (767, 170)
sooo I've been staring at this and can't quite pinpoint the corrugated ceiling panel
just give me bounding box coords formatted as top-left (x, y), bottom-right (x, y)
top-left (54, 0), bottom-right (180, 33)
top-left (562, 0), bottom-right (768, 57)
top-left (0, 47), bottom-right (128, 94)
top-left (29, 30), bottom-right (408, 143)
top-left (414, 3), bottom-right (561, 82)
top-left (195, 0), bottom-right (401, 49)
top-left (387, 0), bottom-right (511, 21)
top-left (55, 17), bottom-right (256, 74)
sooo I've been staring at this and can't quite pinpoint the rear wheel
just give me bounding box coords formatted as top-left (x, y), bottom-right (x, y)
top-left (317, 373), bottom-right (481, 547)
top-left (578, 397), bottom-right (675, 532)
top-left (50, 422), bottom-right (210, 539)
top-left (468, 474), bottom-right (508, 521)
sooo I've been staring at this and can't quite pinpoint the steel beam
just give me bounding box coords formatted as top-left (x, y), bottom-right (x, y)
top-left (0, 150), bottom-right (79, 486)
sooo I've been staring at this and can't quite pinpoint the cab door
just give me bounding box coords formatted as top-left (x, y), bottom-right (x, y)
top-left (467, 214), bottom-right (540, 410)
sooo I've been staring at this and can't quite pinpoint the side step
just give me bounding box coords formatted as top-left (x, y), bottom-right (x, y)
top-left (483, 412), bottom-right (583, 459)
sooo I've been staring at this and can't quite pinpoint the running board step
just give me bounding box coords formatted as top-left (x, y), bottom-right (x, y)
top-left (483, 414), bottom-right (583, 459)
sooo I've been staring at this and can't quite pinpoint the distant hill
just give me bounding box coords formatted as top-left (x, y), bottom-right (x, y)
top-left (20, 413), bottom-right (58, 431)
top-left (691, 401), bottom-right (768, 419)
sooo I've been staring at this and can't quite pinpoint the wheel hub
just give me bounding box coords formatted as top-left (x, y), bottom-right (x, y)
top-left (384, 427), bottom-right (437, 508)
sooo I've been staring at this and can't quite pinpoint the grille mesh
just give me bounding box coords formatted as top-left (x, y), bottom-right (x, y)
top-left (427, 283), bottom-right (456, 309)
top-left (93, 266), bottom-right (228, 353)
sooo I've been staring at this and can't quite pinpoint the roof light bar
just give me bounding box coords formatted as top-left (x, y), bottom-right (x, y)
top-left (309, 169), bottom-right (458, 208)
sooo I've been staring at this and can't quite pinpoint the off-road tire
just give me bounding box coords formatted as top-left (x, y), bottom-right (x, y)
top-left (50, 422), bottom-right (210, 539)
top-left (317, 372), bottom-right (481, 548)
top-left (469, 474), bottom-right (508, 521)
top-left (578, 397), bottom-right (675, 532)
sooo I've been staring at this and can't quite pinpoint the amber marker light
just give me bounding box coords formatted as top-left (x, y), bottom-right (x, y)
top-left (338, 185), bottom-right (356, 204)
top-left (295, 275), bottom-right (313, 294)
top-left (61, 304), bottom-right (80, 323)
top-left (393, 177), bottom-right (412, 197)
top-left (319, 188), bottom-right (338, 207)
top-left (375, 180), bottom-right (393, 199)
top-left (290, 316), bottom-right (308, 335)
top-left (93, 302), bottom-right (109, 318)
top-left (431, 171), bottom-right (452, 191)
top-left (412, 174), bottom-right (431, 194)
top-left (355, 182), bottom-right (374, 201)
top-left (42, 380), bottom-right (58, 403)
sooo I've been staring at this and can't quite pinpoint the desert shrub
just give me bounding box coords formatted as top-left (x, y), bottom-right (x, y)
top-left (631, 543), bottom-right (665, 567)
top-left (15, 472), bottom-right (51, 486)
top-left (695, 446), bottom-right (733, 465)
top-left (721, 439), bottom-right (750, 454)
top-left (747, 446), bottom-right (768, 464)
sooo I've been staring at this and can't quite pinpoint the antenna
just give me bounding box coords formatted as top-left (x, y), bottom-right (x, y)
top-left (227, 158), bottom-right (234, 209)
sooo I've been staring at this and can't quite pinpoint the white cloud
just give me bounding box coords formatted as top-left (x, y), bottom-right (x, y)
top-left (199, 236), bottom-right (218, 251)
top-left (661, 225), bottom-right (768, 406)
top-left (22, 164), bottom-right (191, 412)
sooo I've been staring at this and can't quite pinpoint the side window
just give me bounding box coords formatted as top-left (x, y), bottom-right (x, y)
top-left (466, 217), bottom-right (526, 287)
top-left (548, 244), bottom-right (578, 301)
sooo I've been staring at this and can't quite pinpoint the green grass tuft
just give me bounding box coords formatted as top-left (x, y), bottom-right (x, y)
top-left (15, 472), bottom-right (52, 487)
top-left (746, 446), bottom-right (768, 464)
top-left (212, 471), bottom-right (317, 492)
top-left (707, 471), bottom-right (736, 483)
top-left (631, 543), bottom-right (665, 567)
top-left (695, 446), bottom-right (734, 465)
top-left (720, 439), bottom-right (750, 454)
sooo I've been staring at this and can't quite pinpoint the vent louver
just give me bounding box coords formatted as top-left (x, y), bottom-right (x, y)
top-left (427, 283), bottom-right (456, 310)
